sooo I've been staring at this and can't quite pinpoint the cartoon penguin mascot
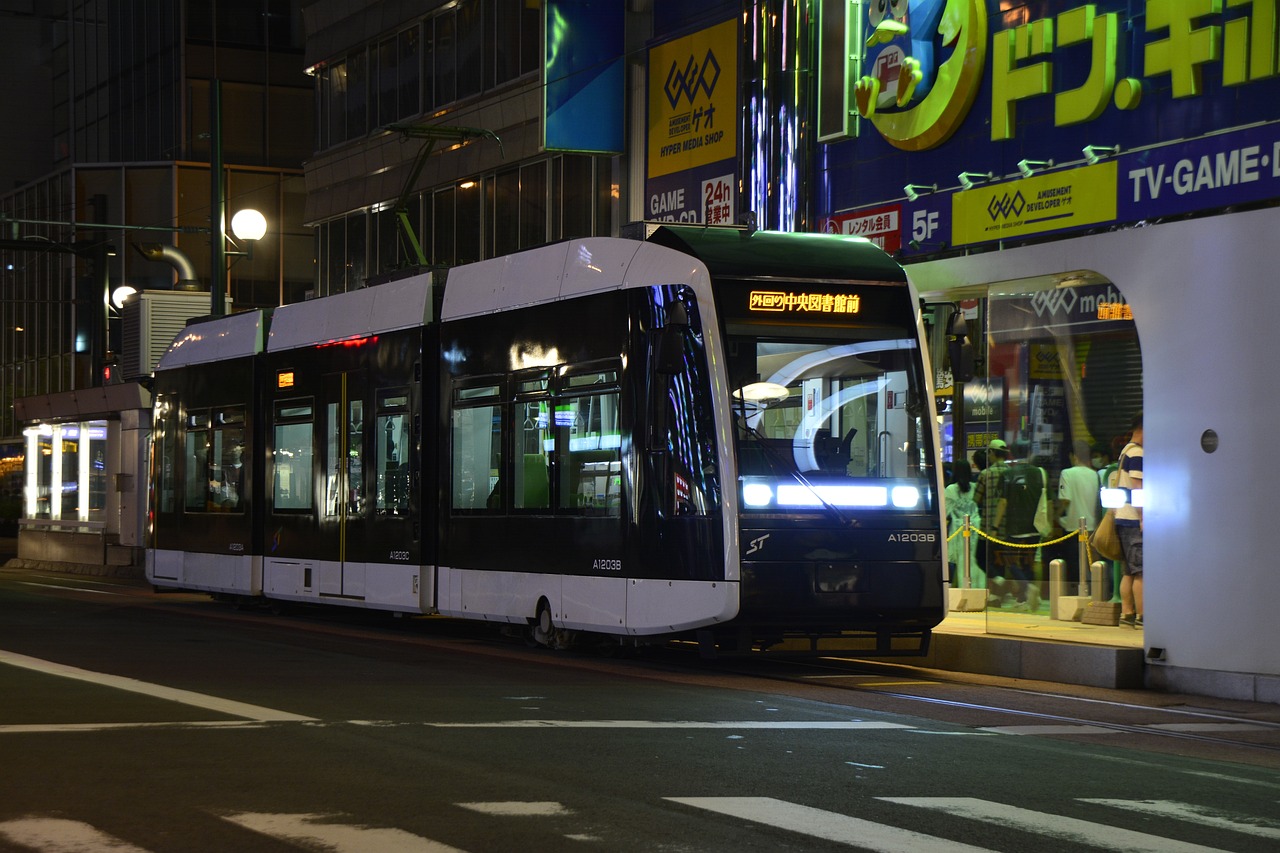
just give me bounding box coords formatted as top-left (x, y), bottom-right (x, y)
top-left (856, 0), bottom-right (947, 116)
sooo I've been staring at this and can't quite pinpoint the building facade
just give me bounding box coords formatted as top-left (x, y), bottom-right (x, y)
top-left (7, 0), bottom-right (1278, 699)
top-left (1, 1), bottom-right (314, 564)
top-left (303, 0), bottom-right (1280, 699)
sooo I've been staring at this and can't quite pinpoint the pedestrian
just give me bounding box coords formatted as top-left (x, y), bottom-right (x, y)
top-left (1056, 439), bottom-right (1101, 589)
top-left (1116, 413), bottom-right (1144, 628)
top-left (992, 442), bottom-right (1046, 610)
top-left (944, 457), bottom-right (984, 588)
top-left (973, 438), bottom-right (1008, 604)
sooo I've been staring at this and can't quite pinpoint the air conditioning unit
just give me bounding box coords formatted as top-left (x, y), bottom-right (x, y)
top-left (120, 291), bottom-right (233, 381)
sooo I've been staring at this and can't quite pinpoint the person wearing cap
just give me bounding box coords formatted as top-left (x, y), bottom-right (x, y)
top-left (972, 438), bottom-right (1010, 601)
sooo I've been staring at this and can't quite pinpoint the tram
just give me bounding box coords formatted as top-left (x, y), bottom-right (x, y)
top-left (146, 225), bottom-right (947, 654)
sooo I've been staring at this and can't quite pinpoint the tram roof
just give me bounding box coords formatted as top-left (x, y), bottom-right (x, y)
top-left (645, 225), bottom-right (907, 284)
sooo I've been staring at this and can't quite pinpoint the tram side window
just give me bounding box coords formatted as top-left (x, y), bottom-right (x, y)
top-left (208, 407), bottom-right (247, 512)
top-left (155, 398), bottom-right (177, 513)
top-left (557, 367), bottom-right (621, 516)
top-left (514, 373), bottom-right (551, 510)
top-left (184, 412), bottom-right (210, 510)
top-left (376, 389), bottom-right (411, 515)
top-left (452, 383), bottom-right (503, 511)
top-left (274, 401), bottom-right (314, 511)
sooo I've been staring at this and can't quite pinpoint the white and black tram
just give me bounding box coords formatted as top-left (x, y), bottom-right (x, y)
top-left (147, 226), bottom-right (947, 654)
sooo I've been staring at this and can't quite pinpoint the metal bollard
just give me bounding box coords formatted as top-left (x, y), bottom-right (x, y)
top-left (1076, 517), bottom-right (1089, 597)
top-left (1049, 558), bottom-right (1065, 613)
top-left (1090, 561), bottom-right (1106, 603)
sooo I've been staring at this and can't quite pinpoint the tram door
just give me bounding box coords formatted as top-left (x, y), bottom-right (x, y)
top-left (320, 371), bottom-right (368, 598)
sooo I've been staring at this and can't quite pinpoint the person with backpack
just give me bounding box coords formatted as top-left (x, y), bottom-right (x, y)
top-left (973, 438), bottom-right (1008, 601)
top-left (992, 442), bottom-right (1046, 610)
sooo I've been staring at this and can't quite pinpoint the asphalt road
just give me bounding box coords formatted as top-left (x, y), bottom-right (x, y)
top-left (2, 565), bottom-right (1279, 852)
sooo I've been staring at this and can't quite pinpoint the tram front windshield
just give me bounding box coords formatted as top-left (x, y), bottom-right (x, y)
top-left (727, 326), bottom-right (935, 513)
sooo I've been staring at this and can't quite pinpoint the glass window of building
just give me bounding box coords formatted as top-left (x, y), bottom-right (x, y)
top-left (927, 280), bottom-right (1142, 643)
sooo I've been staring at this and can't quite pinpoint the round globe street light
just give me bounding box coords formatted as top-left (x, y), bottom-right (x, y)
top-left (230, 208), bottom-right (267, 242)
top-left (111, 284), bottom-right (138, 310)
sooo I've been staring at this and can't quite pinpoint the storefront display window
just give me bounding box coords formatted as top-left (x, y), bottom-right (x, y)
top-left (928, 279), bottom-right (1142, 646)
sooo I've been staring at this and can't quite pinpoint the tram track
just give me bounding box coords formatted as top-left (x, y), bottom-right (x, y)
top-left (14, 569), bottom-right (1280, 766)
top-left (675, 652), bottom-right (1280, 761)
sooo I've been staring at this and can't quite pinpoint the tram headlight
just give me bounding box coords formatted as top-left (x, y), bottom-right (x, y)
top-left (891, 486), bottom-right (921, 508)
top-left (742, 481), bottom-right (774, 507)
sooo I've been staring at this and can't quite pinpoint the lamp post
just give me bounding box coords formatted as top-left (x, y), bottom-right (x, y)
top-left (210, 80), bottom-right (266, 316)
top-left (211, 79), bottom-right (225, 316)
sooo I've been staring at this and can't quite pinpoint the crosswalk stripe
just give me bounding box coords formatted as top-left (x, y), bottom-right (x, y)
top-left (455, 802), bottom-right (570, 816)
top-left (665, 797), bottom-right (995, 852)
top-left (0, 817), bottom-right (151, 852)
top-left (224, 812), bottom-right (466, 852)
top-left (1080, 799), bottom-right (1280, 840)
top-left (880, 797), bottom-right (1232, 853)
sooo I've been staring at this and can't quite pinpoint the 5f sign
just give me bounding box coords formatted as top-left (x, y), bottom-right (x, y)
top-left (912, 209), bottom-right (939, 241)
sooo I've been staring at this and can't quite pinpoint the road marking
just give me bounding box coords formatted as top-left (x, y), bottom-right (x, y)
top-left (0, 817), bottom-right (151, 852)
top-left (666, 797), bottom-right (994, 852)
top-left (0, 720), bottom-right (268, 734)
top-left (1142, 722), bottom-right (1276, 733)
top-left (880, 797), bottom-right (1231, 852)
top-left (802, 675), bottom-right (936, 687)
top-left (977, 724), bottom-right (1118, 736)
top-left (225, 812), bottom-right (466, 852)
top-left (1081, 799), bottom-right (1280, 840)
top-left (17, 581), bottom-right (121, 595)
top-left (456, 802), bottom-right (570, 816)
top-left (427, 720), bottom-right (914, 730)
top-left (0, 649), bottom-right (316, 723)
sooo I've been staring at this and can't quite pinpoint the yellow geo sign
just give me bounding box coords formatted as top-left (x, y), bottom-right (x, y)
top-left (952, 161), bottom-right (1118, 244)
top-left (647, 19), bottom-right (737, 179)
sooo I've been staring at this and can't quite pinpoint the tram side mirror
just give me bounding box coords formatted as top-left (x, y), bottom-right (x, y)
top-left (946, 311), bottom-right (975, 383)
top-left (655, 302), bottom-right (690, 375)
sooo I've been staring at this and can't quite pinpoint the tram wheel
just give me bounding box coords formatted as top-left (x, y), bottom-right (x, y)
top-left (531, 600), bottom-right (555, 647)
top-left (530, 599), bottom-right (575, 650)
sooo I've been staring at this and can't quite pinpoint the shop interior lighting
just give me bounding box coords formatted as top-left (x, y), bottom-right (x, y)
top-left (957, 171), bottom-right (995, 190)
top-left (1017, 159), bottom-right (1053, 178)
top-left (903, 183), bottom-right (937, 202)
top-left (1083, 144), bottom-right (1120, 165)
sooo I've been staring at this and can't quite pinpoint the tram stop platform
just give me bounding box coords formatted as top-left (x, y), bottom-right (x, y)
top-left (927, 605), bottom-right (1148, 691)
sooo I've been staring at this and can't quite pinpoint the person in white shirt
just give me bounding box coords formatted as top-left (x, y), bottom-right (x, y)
top-left (1056, 439), bottom-right (1101, 589)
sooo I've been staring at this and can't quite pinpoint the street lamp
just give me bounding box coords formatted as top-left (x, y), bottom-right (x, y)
top-left (111, 285), bottom-right (137, 310)
top-left (230, 208), bottom-right (267, 245)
